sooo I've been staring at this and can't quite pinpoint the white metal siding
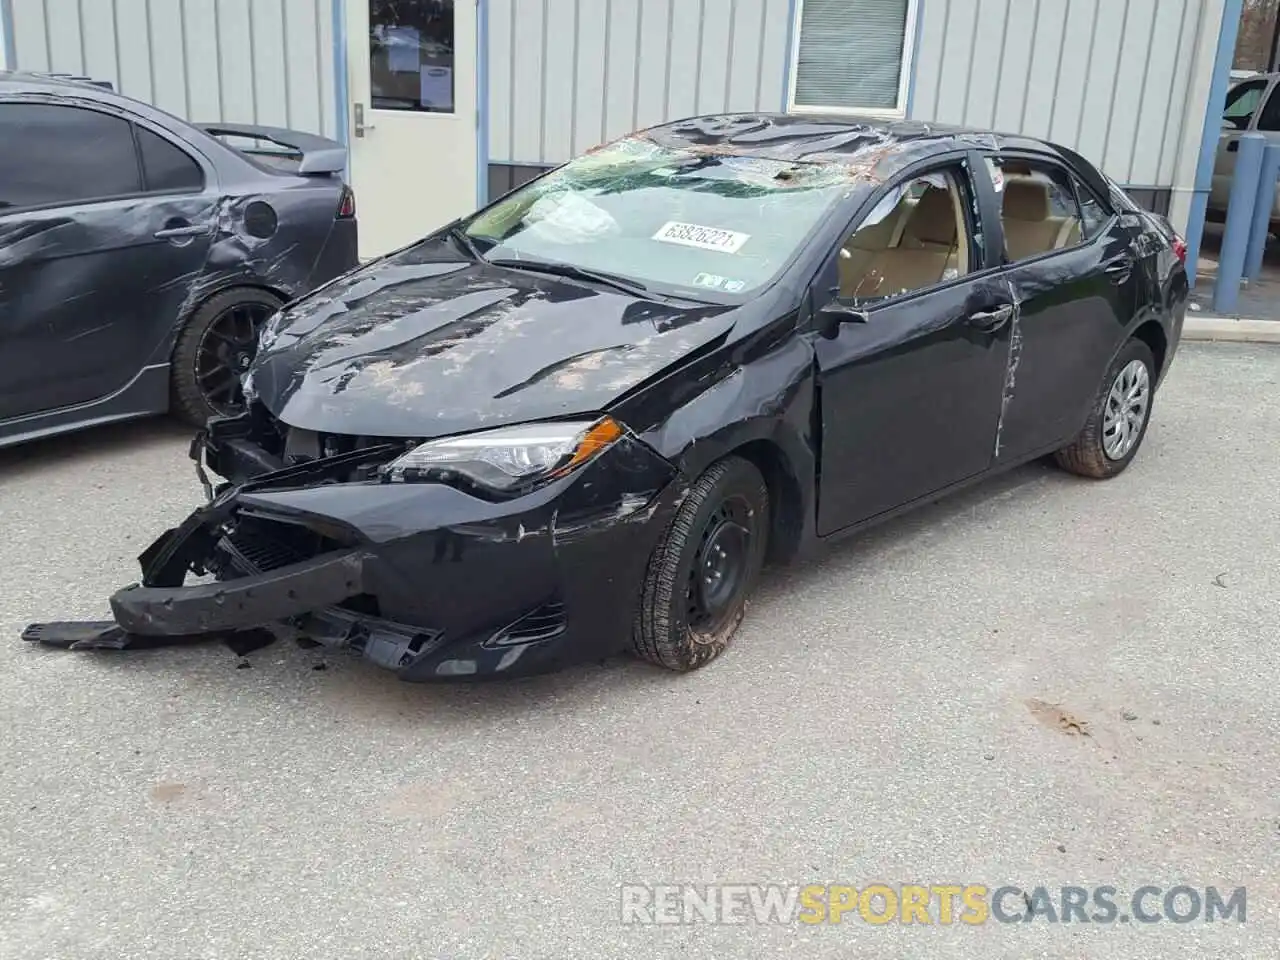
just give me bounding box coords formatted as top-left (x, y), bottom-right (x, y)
top-left (912, 0), bottom-right (1223, 231)
top-left (7, 0), bottom-right (338, 139)
top-left (488, 0), bottom-right (794, 165)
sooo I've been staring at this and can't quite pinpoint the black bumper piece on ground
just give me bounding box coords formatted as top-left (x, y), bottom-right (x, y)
top-left (110, 549), bottom-right (367, 636)
top-left (24, 415), bottom-right (681, 680)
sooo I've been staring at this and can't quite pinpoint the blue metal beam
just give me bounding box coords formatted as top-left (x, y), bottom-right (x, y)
top-left (1, 0), bottom-right (17, 71)
top-left (1184, 0), bottom-right (1245, 289)
top-left (331, 0), bottom-right (351, 181)
top-left (905, 0), bottom-right (926, 119)
top-left (477, 0), bottom-right (490, 208)
top-left (781, 0), bottom-right (799, 110)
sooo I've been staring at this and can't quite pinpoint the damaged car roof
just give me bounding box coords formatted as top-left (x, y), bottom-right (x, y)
top-left (639, 113), bottom-right (1114, 198)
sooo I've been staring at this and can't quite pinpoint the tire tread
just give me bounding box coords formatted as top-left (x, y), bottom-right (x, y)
top-left (631, 457), bottom-right (768, 672)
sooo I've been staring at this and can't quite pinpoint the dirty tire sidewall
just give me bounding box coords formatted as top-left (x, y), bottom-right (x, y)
top-left (170, 287), bottom-right (284, 428)
top-left (1054, 337), bottom-right (1156, 480)
top-left (632, 456), bottom-right (770, 672)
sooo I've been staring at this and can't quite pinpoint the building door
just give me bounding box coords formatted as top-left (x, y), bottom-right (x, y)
top-left (346, 0), bottom-right (478, 259)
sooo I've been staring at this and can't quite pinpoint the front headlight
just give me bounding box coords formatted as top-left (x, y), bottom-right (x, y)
top-left (382, 416), bottom-right (625, 494)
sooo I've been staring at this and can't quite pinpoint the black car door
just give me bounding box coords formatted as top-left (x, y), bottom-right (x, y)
top-left (812, 155), bottom-right (1015, 536)
top-left (0, 100), bottom-right (216, 421)
top-left (977, 153), bottom-right (1141, 462)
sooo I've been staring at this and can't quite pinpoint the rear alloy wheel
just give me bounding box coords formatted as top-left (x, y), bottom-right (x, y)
top-left (632, 457), bottom-right (770, 671)
top-left (171, 288), bottom-right (283, 426)
top-left (1054, 338), bottom-right (1156, 479)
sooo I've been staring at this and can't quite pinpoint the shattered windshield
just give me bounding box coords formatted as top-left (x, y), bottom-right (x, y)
top-left (463, 137), bottom-right (853, 298)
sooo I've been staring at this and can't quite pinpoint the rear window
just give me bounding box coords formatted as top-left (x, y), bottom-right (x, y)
top-left (463, 138), bottom-right (853, 298)
top-left (137, 126), bottom-right (204, 192)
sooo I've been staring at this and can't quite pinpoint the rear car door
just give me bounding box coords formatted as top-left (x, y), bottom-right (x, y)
top-left (0, 99), bottom-right (217, 421)
top-left (978, 153), bottom-right (1141, 462)
top-left (812, 156), bottom-right (1014, 535)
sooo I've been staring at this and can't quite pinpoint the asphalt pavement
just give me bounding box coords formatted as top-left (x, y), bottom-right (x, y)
top-left (2, 343), bottom-right (1278, 959)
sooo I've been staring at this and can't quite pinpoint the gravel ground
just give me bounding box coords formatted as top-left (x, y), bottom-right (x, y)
top-left (1, 342), bottom-right (1277, 959)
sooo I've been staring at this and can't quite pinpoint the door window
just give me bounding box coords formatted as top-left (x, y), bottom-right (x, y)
top-left (1223, 79), bottom-right (1268, 130)
top-left (834, 167), bottom-right (974, 303)
top-left (137, 127), bottom-right (205, 193)
top-left (987, 158), bottom-right (1085, 262)
top-left (368, 0), bottom-right (456, 114)
top-left (1258, 86), bottom-right (1280, 132)
top-left (0, 103), bottom-right (141, 210)
top-left (1073, 178), bottom-right (1113, 241)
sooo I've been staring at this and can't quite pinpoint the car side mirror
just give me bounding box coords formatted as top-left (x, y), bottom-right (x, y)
top-left (814, 299), bottom-right (870, 339)
top-left (819, 300), bottom-right (870, 324)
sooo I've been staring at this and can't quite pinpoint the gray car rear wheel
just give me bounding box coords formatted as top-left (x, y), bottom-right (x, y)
top-left (171, 287), bottom-right (283, 427)
top-left (1054, 338), bottom-right (1156, 479)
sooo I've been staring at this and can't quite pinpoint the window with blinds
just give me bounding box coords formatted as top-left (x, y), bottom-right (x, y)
top-left (792, 0), bottom-right (915, 114)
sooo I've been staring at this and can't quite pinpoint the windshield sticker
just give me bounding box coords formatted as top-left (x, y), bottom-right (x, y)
top-left (693, 272), bottom-right (747, 292)
top-left (652, 221), bottom-right (751, 253)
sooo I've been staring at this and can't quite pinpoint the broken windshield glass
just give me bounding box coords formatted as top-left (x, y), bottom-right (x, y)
top-left (465, 138), bottom-right (855, 298)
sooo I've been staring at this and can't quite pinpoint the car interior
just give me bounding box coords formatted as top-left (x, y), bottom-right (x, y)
top-left (998, 163), bottom-right (1083, 261)
top-left (838, 174), bottom-right (970, 301)
top-left (837, 161), bottom-right (1087, 302)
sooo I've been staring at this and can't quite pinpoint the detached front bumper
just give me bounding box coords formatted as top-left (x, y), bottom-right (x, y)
top-left (102, 416), bottom-right (680, 680)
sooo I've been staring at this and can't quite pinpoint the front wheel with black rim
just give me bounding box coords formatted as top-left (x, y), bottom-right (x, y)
top-left (632, 456), bottom-right (770, 672)
top-left (170, 287), bottom-right (283, 426)
top-left (1054, 338), bottom-right (1157, 479)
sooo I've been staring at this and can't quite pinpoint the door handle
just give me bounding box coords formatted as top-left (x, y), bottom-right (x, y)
top-left (1228, 140), bottom-right (1239, 153)
top-left (354, 102), bottom-right (375, 138)
top-left (154, 223), bottom-right (210, 240)
top-left (1104, 259), bottom-right (1133, 285)
top-left (968, 304), bottom-right (1014, 333)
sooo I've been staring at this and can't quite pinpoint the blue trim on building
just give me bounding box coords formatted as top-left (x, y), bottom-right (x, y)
top-left (781, 0), bottom-right (799, 111)
top-left (1184, 0), bottom-right (1244, 288)
top-left (1, 0), bottom-right (17, 71)
top-left (477, 0), bottom-right (490, 208)
top-left (905, 0), bottom-right (926, 118)
top-left (331, 0), bottom-right (351, 180)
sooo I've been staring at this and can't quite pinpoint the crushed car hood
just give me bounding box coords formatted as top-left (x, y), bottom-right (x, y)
top-left (247, 245), bottom-right (739, 438)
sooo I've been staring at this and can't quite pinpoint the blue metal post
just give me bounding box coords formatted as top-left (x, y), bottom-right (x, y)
top-left (476, 0), bottom-right (490, 208)
top-left (1185, 0), bottom-right (1245, 290)
top-left (1214, 132), bottom-right (1266, 315)
top-left (1243, 142), bottom-right (1280, 280)
top-left (0, 0), bottom-right (16, 71)
top-left (331, 0), bottom-right (350, 182)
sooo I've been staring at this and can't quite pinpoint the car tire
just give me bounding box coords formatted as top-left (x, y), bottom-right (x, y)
top-left (1054, 338), bottom-right (1157, 479)
top-left (171, 287), bottom-right (284, 427)
top-left (632, 456), bottom-right (770, 672)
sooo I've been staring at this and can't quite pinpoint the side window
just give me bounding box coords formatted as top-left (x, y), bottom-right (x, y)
top-left (1073, 178), bottom-right (1113, 240)
top-left (1223, 79), bottom-right (1268, 130)
top-left (990, 158), bottom-right (1084, 262)
top-left (137, 126), bottom-right (205, 193)
top-left (0, 103), bottom-right (140, 210)
top-left (1258, 87), bottom-right (1280, 132)
top-left (836, 167), bottom-right (974, 303)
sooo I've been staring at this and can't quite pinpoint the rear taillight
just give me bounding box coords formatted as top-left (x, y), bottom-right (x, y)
top-left (337, 185), bottom-right (356, 219)
top-left (1173, 236), bottom-right (1188, 264)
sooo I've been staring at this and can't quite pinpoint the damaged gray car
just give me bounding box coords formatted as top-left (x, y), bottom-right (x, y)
top-left (25, 114), bottom-right (1188, 680)
top-left (0, 71), bottom-right (359, 446)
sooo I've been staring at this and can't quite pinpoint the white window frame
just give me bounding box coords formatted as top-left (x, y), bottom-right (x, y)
top-left (785, 0), bottom-right (922, 120)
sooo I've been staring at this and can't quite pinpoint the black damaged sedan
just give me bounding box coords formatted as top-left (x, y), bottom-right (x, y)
top-left (28, 115), bottom-right (1188, 680)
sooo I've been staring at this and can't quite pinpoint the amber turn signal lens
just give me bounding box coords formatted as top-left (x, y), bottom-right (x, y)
top-left (560, 417), bottom-right (624, 473)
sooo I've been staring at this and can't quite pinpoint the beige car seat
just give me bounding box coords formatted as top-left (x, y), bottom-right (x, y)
top-left (1001, 177), bottom-right (1082, 260)
top-left (854, 185), bottom-right (962, 299)
top-left (838, 198), bottom-right (914, 298)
